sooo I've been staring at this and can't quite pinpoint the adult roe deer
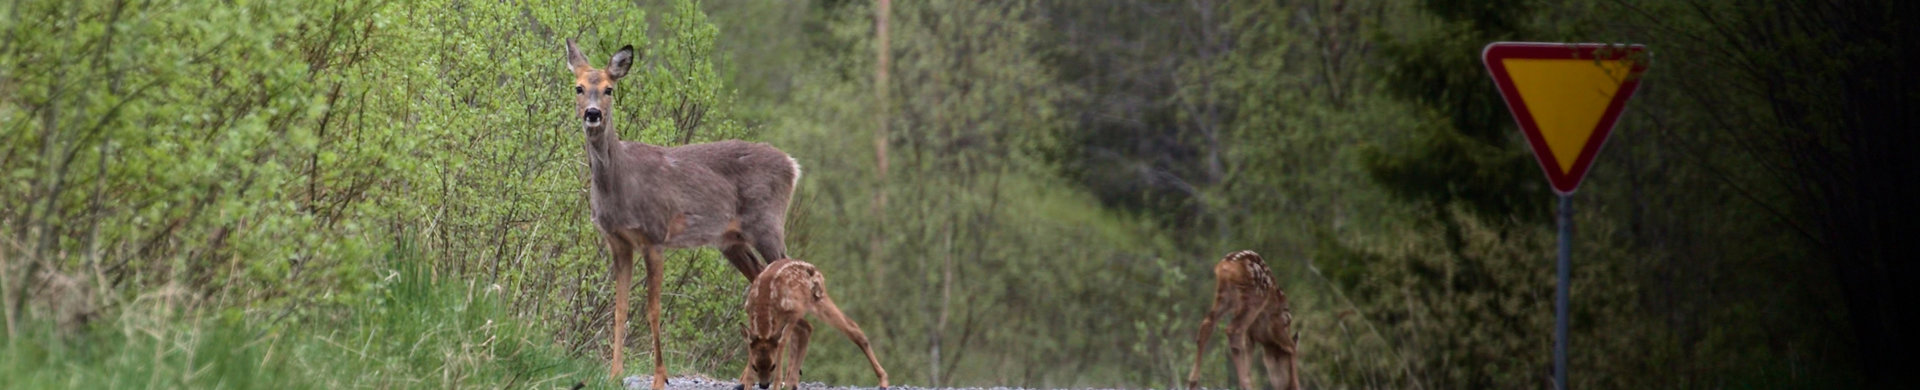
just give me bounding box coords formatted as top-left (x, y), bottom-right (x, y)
top-left (564, 39), bottom-right (802, 389)
top-left (735, 258), bottom-right (888, 390)
top-left (1188, 250), bottom-right (1300, 390)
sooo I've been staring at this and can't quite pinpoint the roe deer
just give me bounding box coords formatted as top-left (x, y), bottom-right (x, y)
top-left (564, 39), bottom-right (802, 388)
top-left (735, 259), bottom-right (888, 390)
top-left (1188, 250), bottom-right (1299, 390)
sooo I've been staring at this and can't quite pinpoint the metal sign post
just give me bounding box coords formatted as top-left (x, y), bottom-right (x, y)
top-left (1554, 193), bottom-right (1572, 390)
top-left (1482, 42), bottom-right (1648, 390)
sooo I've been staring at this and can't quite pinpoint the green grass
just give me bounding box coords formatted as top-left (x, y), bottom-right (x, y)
top-left (1, 258), bottom-right (613, 389)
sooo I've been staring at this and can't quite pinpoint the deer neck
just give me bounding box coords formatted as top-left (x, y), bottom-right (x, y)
top-left (583, 123), bottom-right (667, 195)
top-left (584, 124), bottom-right (627, 193)
top-left (585, 123), bottom-right (621, 161)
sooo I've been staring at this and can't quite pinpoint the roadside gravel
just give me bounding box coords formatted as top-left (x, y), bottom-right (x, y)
top-left (616, 375), bottom-right (1067, 390)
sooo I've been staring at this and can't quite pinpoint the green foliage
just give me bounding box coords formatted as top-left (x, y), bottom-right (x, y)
top-left (1311, 206), bottom-right (1641, 388)
top-left (1559, 0), bottom-right (1876, 385)
top-left (1, 0), bottom-right (387, 316)
top-left (2, 0), bottom-right (754, 378)
top-left (0, 244), bottom-right (606, 389)
top-left (1197, 0), bottom-right (1419, 260)
top-left (1364, 0), bottom-right (1546, 221)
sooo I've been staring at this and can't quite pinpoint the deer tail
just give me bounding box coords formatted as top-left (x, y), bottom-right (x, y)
top-left (788, 156), bottom-right (803, 189)
top-left (803, 264), bottom-right (826, 300)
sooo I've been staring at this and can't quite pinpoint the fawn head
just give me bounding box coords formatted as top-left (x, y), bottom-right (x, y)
top-left (563, 38), bottom-right (634, 132)
top-left (740, 326), bottom-right (784, 389)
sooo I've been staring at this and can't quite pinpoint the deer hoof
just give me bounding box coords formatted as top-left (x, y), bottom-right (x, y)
top-left (732, 385), bottom-right (744, 390)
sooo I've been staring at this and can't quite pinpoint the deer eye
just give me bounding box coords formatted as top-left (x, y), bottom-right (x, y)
top-left (575, 85), bottom-right (583, 95)
top-left (604, 87), bottom-right (614, 95)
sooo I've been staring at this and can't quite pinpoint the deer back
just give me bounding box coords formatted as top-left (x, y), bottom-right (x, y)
top-left (664, 140), bottom-right (800, 217)
top-left (590, 140), bottom-right (798, 247)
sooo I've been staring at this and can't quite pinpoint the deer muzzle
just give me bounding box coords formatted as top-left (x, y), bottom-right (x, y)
top-left (583, 107), bottom-right (604, 125)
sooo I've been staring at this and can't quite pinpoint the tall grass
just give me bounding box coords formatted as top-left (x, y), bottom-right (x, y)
top-left (1, 246), bottom-right (610, 389)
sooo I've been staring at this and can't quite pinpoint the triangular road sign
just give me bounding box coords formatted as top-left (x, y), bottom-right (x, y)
top-left (1483, 42), bottom-right (1649, 194)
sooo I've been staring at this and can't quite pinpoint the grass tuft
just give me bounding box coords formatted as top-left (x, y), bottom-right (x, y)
top-left (1, 250), bottom-right (612, 389)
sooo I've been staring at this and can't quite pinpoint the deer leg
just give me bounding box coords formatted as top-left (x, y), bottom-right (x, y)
top-left (1257, 349), bottom-right (1280, 390)
top-left (1290, 351), bottom-right (1305, 390)
top-left (644, 245), bottom-right (667, 390)
top-left (769, 330), bottom-right (790, 390)
top-left (1226, 303), bottom-right (1263, 390)
top-left (1228, 330), bottom-right (1256, 390)
top-left (609, 241), bottom-right (635, 381)
top-left (747, 222), bottom-right (788, 268)
top-left (783, 319), bottom-right (814, 390)
top-left (1187, 282), bottom-right (1232, 390)
top-left (737, 355), bottom-right (757, 390)
top-left (722, 244), bottom-right (764, 281)
top-left (1278, 320), bottom-right (1300, 390)
top-left (814, 295), bottom-right (888, 389)
top-left (1284, 336), bottom-right (1301, 390)
top-left (1287, 348), bottom-right (1301, 390)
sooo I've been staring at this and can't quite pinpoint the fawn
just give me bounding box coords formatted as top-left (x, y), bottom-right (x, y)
top-left (736, 259), bottom-right (888, 390)
top-left (1188, 250), bottom-right (1300, 390)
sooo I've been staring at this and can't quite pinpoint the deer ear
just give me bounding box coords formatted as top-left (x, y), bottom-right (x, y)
top-left (606, 45), bottom-right (636, 80)
top-left (564, 38), bottom-right (590, 74)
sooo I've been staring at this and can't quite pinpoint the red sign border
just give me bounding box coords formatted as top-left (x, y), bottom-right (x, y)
top-left (1482, 42), bottom-right (1648, 194)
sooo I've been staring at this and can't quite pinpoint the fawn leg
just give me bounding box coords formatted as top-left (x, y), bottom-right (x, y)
top-left (737, 357), bottom-right (757, 390)
top-left (1284, 343), bottom-right (1300, 390)
top-left (1188, 282), bottom-right (1231, 390)
top-left (1228, 330), bottom-right (1256, 390)
top-left (1226, 302), bottom-right (1264, 390)
top-left (814, 295), bottom-right (888, 389)
top-left (783, 319), bottom-right (814, 390)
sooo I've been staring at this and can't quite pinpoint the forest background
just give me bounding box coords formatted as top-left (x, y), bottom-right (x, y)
top-left (3, 0), bottom-right (1914, 388)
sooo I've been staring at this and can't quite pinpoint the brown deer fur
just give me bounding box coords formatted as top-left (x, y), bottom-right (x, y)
top-left (736, 259), bottom-right (888, 390)
top-left (1188, 250), bottom-right (1299, 390)
top-left (565, 39), bottom-right (801, 388)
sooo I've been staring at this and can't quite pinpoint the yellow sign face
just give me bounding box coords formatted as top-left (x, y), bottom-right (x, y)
top-left (1486, 42), bottom-right (1648, 194)
top-left (1501, 59), bottom-right (1634, 174)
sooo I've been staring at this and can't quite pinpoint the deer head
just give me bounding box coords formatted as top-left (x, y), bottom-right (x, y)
top-left (564, 38), bottom-right (635, 134)
top-left (742, 330), bottom-right (782, 389)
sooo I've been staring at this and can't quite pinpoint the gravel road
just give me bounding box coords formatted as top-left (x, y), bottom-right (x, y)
top-left (611, 375), bottom-right (1062, 390)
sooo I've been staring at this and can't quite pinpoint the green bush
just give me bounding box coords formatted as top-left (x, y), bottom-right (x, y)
top-left (3, 0), bottom-right (755, 377)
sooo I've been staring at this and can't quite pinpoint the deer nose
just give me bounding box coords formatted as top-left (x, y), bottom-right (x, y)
top-left (583, 108), bottom-right (603, 122)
